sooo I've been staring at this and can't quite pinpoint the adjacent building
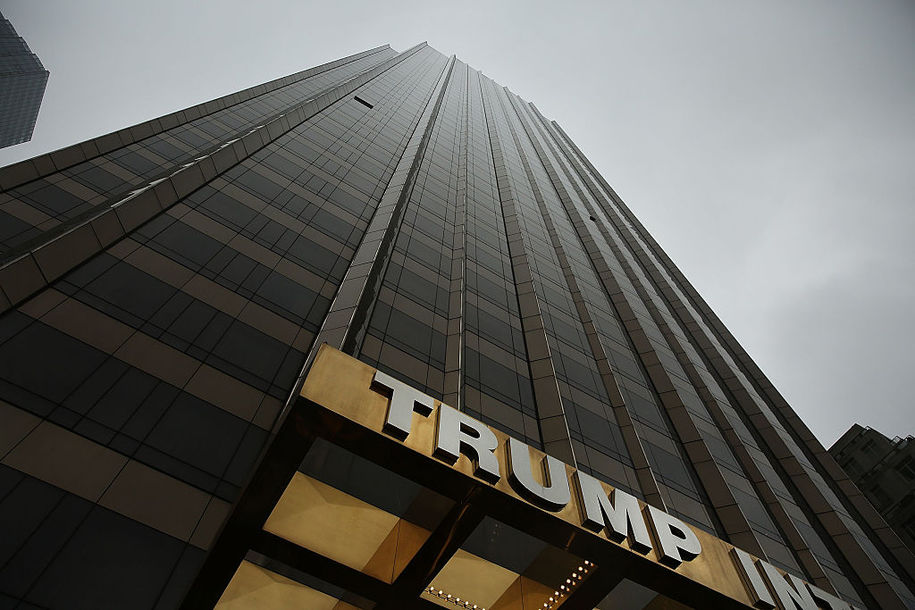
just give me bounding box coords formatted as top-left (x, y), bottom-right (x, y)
top-left (0, 43), bottom-right (912, 609)
top-left (830, 425), bottom-right (915, 556)
top-left (0, 12), bottom-right (49, 149)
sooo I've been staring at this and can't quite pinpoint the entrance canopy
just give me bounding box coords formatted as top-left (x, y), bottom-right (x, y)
top-left (182, 346), bottom-right (850, 610)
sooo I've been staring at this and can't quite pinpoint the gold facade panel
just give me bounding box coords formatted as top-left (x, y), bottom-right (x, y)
top-left (424, 549), bottom-right (520, 608)
top-left (300, 348), bottom-right (389, 434)
top-left (361, 518), bottom-right (433, 582)
top-left (264, 472), bottom-right (400, 575)
top-left (215, 561), bottom-right (350, 610)
top-left (392, 519), bottom-right (432, 579)
top-left (490, 578), bottom-right (524, 610)
top-left (360, 517), bottom-right (403, 582)
top-left (490, 576), bottom-right (561, 610)
top-left (422, 551), bottom-right (574, 610)
top-left (673, 525), bottom-right (751, 602)
top-left (264, 470), bottom-right (434, 583)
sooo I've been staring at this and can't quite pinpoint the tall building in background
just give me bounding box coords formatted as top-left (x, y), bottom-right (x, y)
top-left (830, 425), bottom-right (915, 556)
top-left (0, 43), bottom-right (912, 609)
top-left (0, 12), bottom-right (49, 149)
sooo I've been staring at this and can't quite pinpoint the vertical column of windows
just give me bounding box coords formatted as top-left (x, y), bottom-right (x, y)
top-left (546, 118), bottom-right (903, 607)
top-left (304, 49), bottom-right (453, 391)
top-left (456, 68), bottom-right (540, 449)
top-left (483, 76), bottom-right (647, 483)
top-left (441, 62), bottom-right (471, 408)
top-left (489, 87), bottom-right (668, 509)
top-left (360, 59), bottom-right (466, 399)
top-left (497, 86), bottom-right (717, 528)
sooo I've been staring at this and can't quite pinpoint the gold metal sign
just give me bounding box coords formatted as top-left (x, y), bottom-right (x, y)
top-left (298, 345), bottom-right (858, 610)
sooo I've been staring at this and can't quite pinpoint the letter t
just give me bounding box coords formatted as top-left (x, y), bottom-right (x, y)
top-left (372, 370), bottom-right (434, 440)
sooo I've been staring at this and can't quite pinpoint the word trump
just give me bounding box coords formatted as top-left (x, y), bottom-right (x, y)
top-left (372, 370), bottom-right (701, 568)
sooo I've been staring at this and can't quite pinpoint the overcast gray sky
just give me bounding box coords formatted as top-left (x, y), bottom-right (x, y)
top-left (2, 0), bottom-right (913, 446)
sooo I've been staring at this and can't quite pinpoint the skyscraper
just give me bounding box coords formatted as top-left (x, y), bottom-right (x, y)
top-left (830, 425), bottom-right (915, 556)
top-left (0, 42), bottom-right (911, 609)
top-left (0, 12), bottom-right (49, 149)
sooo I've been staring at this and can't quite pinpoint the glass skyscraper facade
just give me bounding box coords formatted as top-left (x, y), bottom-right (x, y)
top-left (0, 11), bottom-right (48, 149)
top-left (0, 43), bottom-right (912, 609)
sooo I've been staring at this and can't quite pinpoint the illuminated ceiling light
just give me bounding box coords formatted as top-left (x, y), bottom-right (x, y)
top-left (426, 584), bottom-right (486, 610)
top-left (540, 560), bottom-right (597, 609)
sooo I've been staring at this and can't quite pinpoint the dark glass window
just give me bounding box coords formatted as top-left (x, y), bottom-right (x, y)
top-left (79, 257), bottom-right (178, 325)
top-left (255, 271), bottom-right (324, 327)
top-left (0, 316), bottom-right (107, 414)
top-left (197, 189), bottom-right (259, 230)
top-left (70, 165), bottom-right (127, 193)
top-left (210, 320), bottom-right (300, 393)
top-left (112, 150), bottom-right (160, 175)
top-left (326, 187), bottom-right (367, 216)
top-left (144, 392), bottom-right (248, 478)
top-left (26, 507), bottom-right (187, 609)
top-left (145, 138), bottom-right (185, 161)
top-left (234, 169), bottom-right (286, 203)
top-left (21, 183), bottom-right (85, 216)
top-left (286, 235), bottom-right (339, 277)
top-left (147, 220), bottom-right (224, 270)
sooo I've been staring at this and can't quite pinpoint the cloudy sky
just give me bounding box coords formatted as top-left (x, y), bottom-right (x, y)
top-left (2, 1), bottom-right (913, 446)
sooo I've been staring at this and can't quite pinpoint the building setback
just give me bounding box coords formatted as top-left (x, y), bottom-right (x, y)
top-left (0, 43), bottom-right (912, 609)
top-left (0, 11), bottom-right (49, 149)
